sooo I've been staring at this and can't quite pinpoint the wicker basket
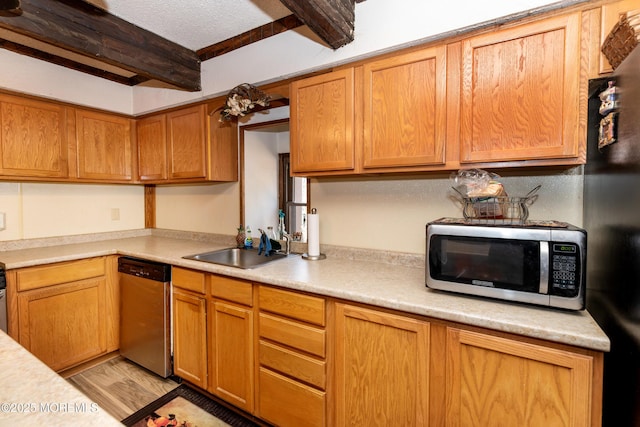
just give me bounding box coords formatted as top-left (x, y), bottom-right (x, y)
top-left (602, 9), bottom-right (640, 70)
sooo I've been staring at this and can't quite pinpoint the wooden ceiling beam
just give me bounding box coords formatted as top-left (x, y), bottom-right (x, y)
top-left (0, 0), bottom-right (201, 91)
top-left (278, 0), bottom-right (355, 49)
top-left (198, 14), bottom-right (304, 61)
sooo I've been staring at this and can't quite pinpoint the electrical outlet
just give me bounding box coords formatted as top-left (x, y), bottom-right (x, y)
top-left (111, 208), bottom-right (120, 221)
top-left (0, 212), bottom-right (5, 230)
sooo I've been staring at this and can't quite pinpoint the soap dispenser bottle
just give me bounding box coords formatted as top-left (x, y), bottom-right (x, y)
top-left (244, 226), bottom-right (253, 249)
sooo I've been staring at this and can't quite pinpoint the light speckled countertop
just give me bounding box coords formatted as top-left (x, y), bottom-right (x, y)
top-left (0, 331), bottom-right (122, 425)
top-left (0, 230), bottom-right (610, 352)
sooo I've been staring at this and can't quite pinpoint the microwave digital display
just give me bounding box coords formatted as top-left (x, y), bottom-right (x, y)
top-left (430, 235), bottom-right (541, 292)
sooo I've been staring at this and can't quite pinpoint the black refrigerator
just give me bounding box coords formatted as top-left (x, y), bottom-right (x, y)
top-left (584, 46), bottom-right (640, 426)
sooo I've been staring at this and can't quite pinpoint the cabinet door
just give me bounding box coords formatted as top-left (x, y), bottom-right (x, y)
top-left (446, 328), bottom-right (594, 427)
top-left (75, 109), bottom-right (133, 180)
top-left (208, 300), bottom-right (254, 412)
top-left (290, 68), bottom-right (355, 173)
top-left (17, 278), bottom-right (107, 372)
top-left (208, 116), bottom-right (238, 182)
top-left (0, 94), bottom-right (69, 178)
top-left (460, 14), bottom-right (581, 163)
top-left (334, 303), bottom-right (430, 426)
top-left (167, 105), bottom-right (207, 180)
top-left (137, 114), bottom-right (167, 181)
top-left (173, 289), bottom-right (207, 389)
top-left (363, 46), bottom-right (447, 169)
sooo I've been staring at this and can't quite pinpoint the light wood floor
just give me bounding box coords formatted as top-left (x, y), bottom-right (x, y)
top-left (66, 355), bottom-right (180, 421)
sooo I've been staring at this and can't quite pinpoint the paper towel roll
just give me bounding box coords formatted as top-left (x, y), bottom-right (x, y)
top-left (307, 210), bottom-right (320, 257)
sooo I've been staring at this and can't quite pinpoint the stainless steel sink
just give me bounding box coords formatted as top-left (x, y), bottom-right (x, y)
top-left (183, 247), bottom-right (289, 269)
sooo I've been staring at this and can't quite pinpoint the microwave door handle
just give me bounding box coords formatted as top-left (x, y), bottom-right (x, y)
top-left (539, 241), bottom-right (549, 294)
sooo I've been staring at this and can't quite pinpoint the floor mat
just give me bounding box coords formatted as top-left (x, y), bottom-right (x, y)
top-left (121, 384), bottom-right (262, 427)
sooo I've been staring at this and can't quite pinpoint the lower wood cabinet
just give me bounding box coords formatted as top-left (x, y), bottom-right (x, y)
top-left (169, 270), bottom-right (603, 427)
top-left (7, 256), bottom-right (118, 372)
top-left (257, 285), bottom-right (327, 427)
top-left (172, 268), bottom-right (255, 412)
top-left (208, 275), bottom-right (254, 412)
top-left (172, 288), bottom-right (207, 389)
top-left (334, 303), bottom-right (430, 426)
top-left (445, 327), bottom-right (598, 427)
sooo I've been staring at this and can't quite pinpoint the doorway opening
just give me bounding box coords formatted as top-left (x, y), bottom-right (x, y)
top-left (240, 119), bottom-right (309, 242)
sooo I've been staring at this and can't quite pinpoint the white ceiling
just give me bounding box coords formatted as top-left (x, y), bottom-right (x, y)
top-left (83, 0), bottom-right (294, 51)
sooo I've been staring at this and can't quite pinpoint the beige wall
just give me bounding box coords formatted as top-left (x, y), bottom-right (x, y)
top-left (155, 182), bottom-right (240, 235)
top-left (311, 168), bottom-right (584, 254)
top-left (154, 167), bottom-right (584, 254)
top-left (0, 182), bottom-right (144, 241)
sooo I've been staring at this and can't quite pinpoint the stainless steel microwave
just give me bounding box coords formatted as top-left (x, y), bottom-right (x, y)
top-left (426, 218), bottom-right (586, 310)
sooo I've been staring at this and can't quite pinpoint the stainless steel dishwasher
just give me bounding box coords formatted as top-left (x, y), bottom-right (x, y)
top-left (118, 256), bottom-right (172, 378)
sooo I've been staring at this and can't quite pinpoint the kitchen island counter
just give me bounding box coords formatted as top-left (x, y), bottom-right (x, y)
top-left (0, 231), bottom-right (610, 352)
top-left (0, 330), bottom-right (122, 425)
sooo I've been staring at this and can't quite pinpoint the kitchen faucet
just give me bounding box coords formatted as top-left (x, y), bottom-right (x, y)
top-left (281, 233), bottom-right (292, 255)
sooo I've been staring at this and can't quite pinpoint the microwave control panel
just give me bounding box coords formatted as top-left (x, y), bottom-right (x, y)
top-left (550, 243), bottom-right (580, 297)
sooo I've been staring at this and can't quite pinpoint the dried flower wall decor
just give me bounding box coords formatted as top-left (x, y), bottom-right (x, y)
top-left (218, 83), bottom-right (271, 122)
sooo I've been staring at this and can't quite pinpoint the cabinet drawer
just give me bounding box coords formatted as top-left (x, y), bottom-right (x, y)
top-left (259, 340), bottom-right (326, 389)
top-left (172, 267), bottom-right (206, 294)
top-left (210, 275), bottom-right (252, 306)
top-left (259, 312), bottom-right (325, 357)
top-left (16, 257), bottom-right (106, 292)
top-left (259, 286), bottom-right (325, 326)
top-left (259, 367), bottom-right (325, 427)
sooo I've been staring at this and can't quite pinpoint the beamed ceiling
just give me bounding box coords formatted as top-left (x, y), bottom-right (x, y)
top-left (0, 0), bottom-right (364, 91)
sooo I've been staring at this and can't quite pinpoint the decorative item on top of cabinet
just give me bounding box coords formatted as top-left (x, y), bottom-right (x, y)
top-left (0, 93), bottom-right (70, 179)
top-left (599, 0), bottom-right (640, 74)
top-left (362, 45), bottom-right (447, 170)
top-left (290, 68), bottom-right (356, 174)
top-left (74, 109), bottom-right (133, 181)
top-left (460, 13), bottom-right (583, 165)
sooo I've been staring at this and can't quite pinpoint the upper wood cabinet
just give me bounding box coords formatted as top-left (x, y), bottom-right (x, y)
top-left (0, 94), bottom-right (70, 179)
top-left (167, 105), bottom-right (207, 180)
top-left (290, 46), bottom-right (448, 176)
top-left (74, 109), bottom-right (133, 181)
top-left (362, 46), bottom-right (447, 170)
top-left (290, 68), bottom-right (356, 174)
top-left (460, 13), bottom-right (582, 164)
top-left (136, 104), bottom-right (238, 183)
top-left (136, 114), bottom-right (167, 181)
